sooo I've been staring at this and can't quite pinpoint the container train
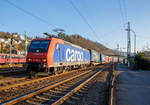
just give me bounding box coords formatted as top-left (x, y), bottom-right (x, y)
top-left (27, 37), bottom-right (118, 74)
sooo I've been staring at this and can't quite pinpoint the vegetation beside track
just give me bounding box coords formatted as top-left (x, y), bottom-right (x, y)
top-left (134, 51), bottom-right (150, 70)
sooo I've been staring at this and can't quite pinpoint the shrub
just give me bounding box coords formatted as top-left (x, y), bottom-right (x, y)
top-left (134, 52), bottom-right (150, 70)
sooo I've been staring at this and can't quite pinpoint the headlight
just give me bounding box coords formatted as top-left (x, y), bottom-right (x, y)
top-left (28, 58), bottom-right (31, 61)
top-left (42, 59), bottom-right (46, 62)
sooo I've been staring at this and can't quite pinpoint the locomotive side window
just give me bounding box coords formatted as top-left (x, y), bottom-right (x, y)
top-left (29, 40), bottom-right (51, 52)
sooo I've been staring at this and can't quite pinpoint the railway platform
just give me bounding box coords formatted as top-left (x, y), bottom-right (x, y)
top-left (114, 63), bottom-right (150, 105)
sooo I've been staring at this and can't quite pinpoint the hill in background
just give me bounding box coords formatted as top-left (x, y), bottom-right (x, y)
top-left (0, 32), bottom-right (30, 54)
top-left (0, 32), bottom-right (116, 55)
top-left (57, 33), bottom-right (116, 55)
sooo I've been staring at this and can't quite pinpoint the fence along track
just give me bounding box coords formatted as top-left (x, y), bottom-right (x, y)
top-left (2, 69), bottom-right (95, 105)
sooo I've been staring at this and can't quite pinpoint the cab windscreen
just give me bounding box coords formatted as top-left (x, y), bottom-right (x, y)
top-left (28, 40), bottom-right (50, 52)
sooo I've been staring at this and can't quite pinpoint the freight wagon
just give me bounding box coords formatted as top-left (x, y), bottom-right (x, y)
top-left (105, 56), bottom-right (109, 63)
top-left (100, 54), bottom-right (106, 64)
top-left (90, 50), bottom-right (100, 65)
top-left (109, 57), bottom-right (113, 62)
top-left (113, 56), bottom-right (118, 63)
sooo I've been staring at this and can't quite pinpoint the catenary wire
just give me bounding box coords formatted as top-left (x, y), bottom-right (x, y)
top-left (3, 0), bottom-right (57, 29)
top-left (67, 0), bottom-right (102, 41)
top-left (122, 0), bottom-right (128, 22)
top-left (117, 0), bottom-right (127, 28)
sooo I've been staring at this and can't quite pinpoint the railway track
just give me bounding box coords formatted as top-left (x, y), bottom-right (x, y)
top-left (0, 76), bottom-right (27, 87)
top-left (0, 65), bottom-right (100, 90)
top-left (1, 65), bottom-right (110, 105)
top-left (0, 64), bottom-right (104, 89)
top-left (0, 64), bottom-right (23, 68)
top-left (0, 65), bottom-right (105, 104)
top-left (0, 68), bottom-right (26, 76)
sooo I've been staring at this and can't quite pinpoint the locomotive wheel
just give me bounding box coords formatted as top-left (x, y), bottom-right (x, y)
top-left (54, 67), bottom-right (59, 75)
top-left (45, 68), bottom-right (51, 75)
top-left (26, 71), bottom-right (35, 79)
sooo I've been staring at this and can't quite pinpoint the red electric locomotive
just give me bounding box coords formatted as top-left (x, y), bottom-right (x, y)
top-left (26, 37), bottom-right (91, 74)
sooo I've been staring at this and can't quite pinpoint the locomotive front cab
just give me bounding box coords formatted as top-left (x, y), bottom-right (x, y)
top-left (27, 39), bottom-right (51, 72)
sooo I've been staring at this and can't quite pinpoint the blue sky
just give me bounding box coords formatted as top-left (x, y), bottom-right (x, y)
top-left (0, 0), bottom-right (150, 52)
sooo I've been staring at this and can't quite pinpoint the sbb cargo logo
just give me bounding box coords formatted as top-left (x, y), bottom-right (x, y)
top-left (66, 48), bottom-right (83, 62)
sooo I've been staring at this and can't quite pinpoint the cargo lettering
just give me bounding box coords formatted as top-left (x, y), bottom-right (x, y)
top-left (66, 48), bottom-right (83, 62)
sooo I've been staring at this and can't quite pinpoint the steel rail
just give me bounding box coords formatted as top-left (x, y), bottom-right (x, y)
top-left (0, 77), bottom-right (26, 85)
top-left (0, 69), bottom-right (25, 74)
top-left (52, 70), bottom-right (103, 105)
top-left (0, 67), bottom-right (98, 91)
top-left (0, 65), bottom-right (100, 91)
top-left (110, 75), bottom-right (115, 105)
top-left (0, 68), bottom-right (85, 91)
top-left (2, 70), bottom-right (92, 105)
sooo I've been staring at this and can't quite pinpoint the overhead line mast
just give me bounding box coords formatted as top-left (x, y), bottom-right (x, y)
top-left (126, 22), bottom-right (131, 63)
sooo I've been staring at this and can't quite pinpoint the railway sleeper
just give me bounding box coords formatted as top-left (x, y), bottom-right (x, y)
top-left (53, 87), bottom-right (68, 91)
top-left (58, 85), bottom-right (70, 89)
top-left (80, 87), bottom-right (89, 91)
top-left (63, 95), bottom-right (82, 105)
top-left (34, 93), bottom-right (57, 103)
top-left (42, 92), bottom-right (63, 99)
top-left (65, 100), bottom-right (77, 105)
top-left (35, 95), bottom-right (50, 101)
top-left (70, 96), bottom-right (81, 101)
top-left (74, 92), bottom-right (83, 97)
top-left (78, 89), bottom-right (88, 93)
top-left (61, 83), bottom-right (74, 87)
top-left (26, 99), bottom-right (42, 105)
top-left (49, 89), bottom-right (67, 95)
top-left (63, 84), bottom-right (95, 104)
top-left (28, 95), bottom-right (54, 105)
top-left (49, 93), bottom-right (64, 99)
top-left (64, 82), bottom-right (75, 85)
